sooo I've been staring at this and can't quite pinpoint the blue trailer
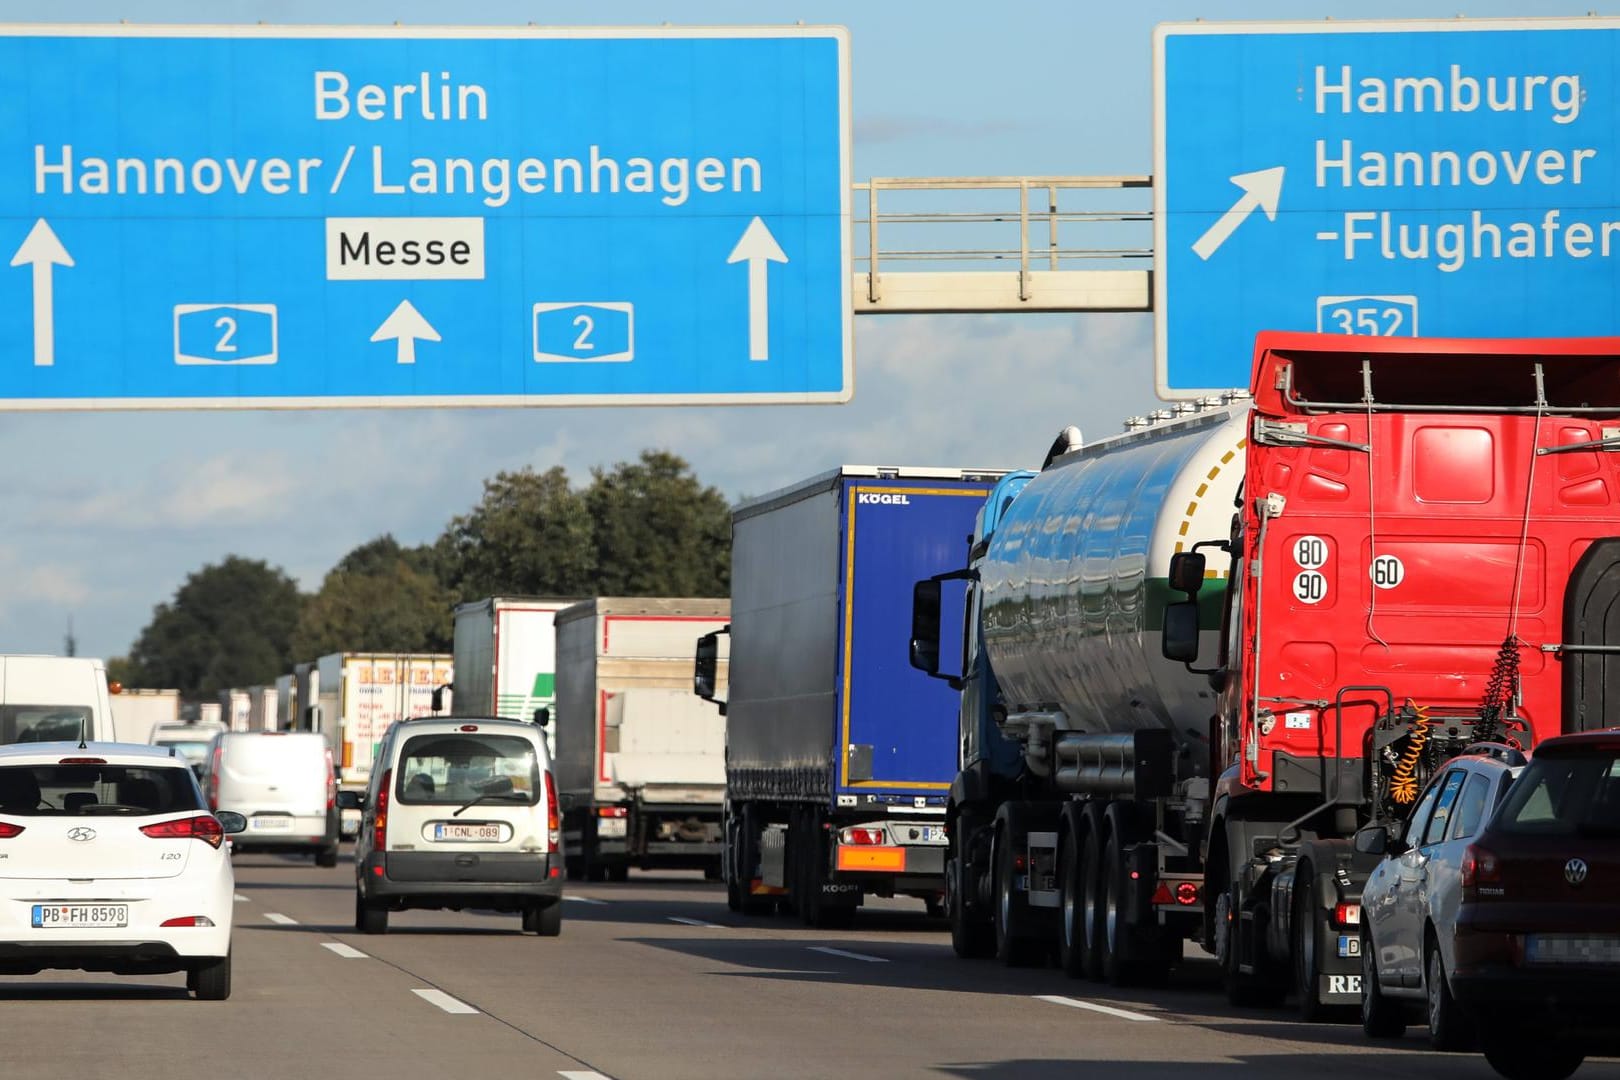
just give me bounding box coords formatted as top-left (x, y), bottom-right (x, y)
top-left (696, 466), bottom-right (1004, 926)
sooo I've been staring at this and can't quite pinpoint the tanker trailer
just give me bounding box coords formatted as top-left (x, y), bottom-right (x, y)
top-left (913, 332), bottom-right (1584, 1017)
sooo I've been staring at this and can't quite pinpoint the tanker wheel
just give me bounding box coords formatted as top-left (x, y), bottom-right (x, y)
top-left (1056, 825), bottom-right (1087, 978)
top-left (947, 811), bottom-right (993, 958)
top-left (1099, 825), bottom-right (1134, 986)
top-left (992, 822), bottom-right (1043, 967)
top-left (1079, 815), bottom-right (1107, 980)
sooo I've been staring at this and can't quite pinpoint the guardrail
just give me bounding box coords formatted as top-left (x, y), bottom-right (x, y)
top-left (852, 176), bottom-right (1154, 313)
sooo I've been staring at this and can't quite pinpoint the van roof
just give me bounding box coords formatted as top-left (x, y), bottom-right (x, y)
top-left (392, 716), bottom-right (544, 735)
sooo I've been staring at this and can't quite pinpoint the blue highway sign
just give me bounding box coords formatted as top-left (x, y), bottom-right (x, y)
top-left (1155, 18), bottom-right (1620, 395)
top-left (0, 26), bottom-right (851, 409)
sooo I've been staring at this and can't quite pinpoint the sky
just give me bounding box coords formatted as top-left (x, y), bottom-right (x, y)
top-left (1, 0), bottom-right (1607, 659)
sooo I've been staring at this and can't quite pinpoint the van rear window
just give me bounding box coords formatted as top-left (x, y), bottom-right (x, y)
top-left (0, 764), bottom-right (204, 816)
top-left (396, 734), bottom-right (539, 806)
top-left (1, 705), bottom-right (92, 744)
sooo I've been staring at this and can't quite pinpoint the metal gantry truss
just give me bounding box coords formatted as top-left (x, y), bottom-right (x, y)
top-left (853, 175), bottom-right (1153, 314)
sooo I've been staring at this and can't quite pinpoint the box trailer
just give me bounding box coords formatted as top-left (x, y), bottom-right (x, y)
top-left (312, 652), bottom-right (454, 790)
top-left (108, 687), bottom-right (181, 745)
top-left (555, 598), bottom-right (729, 881)
top-left (452, 597), bottom-right (576, 755)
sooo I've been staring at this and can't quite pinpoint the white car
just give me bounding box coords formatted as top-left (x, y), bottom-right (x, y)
top-left (0, 742), bottom-right (246, 999)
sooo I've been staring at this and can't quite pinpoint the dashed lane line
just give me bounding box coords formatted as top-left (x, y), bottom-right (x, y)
top-left (558, 1073), bottom-right (613, 1080)
top-left (562, 895), bottom-right (609, 906)
top-left (264, 912), bottom-right (298, 925)
top-left (412, 988), bottom-right (479, 1015)
top-left (667, 916), bottom-right (723, 928)
top-left (807, 946), bottom-right (888, 963)
top-left (1034, 994), bottom-right (1160, 1022)
top-left (321, 942), bottom-right (368, 959)
top-left (233, 894), bottom-right (249, 903)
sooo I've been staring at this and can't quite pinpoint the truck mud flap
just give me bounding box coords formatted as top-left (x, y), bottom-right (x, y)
top-left (1318, 971), bottom-right (1362, 1003)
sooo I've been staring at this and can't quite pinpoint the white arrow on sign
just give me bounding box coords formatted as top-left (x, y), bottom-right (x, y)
top-left (1191, 166), bottom-right (1285, 261)
top-left (370, 299), bottom-right (440, 364)
top-left (10, 218), bottom-right (73, 366)
top-left (727, 217), bottom-right (788, 362)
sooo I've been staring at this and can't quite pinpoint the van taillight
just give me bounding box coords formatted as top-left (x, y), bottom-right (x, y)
top-left (544, 769), bottom-right (560, 853)
top-left (1461, 845), bottom-right (1501, 896)
top-left (0, 821), bottom-right (24, 839)
top-left (325, 748), bottom-right (336, 810)
top-left (374, 770), bottom-right (391, 850)
top-left (141, 815), bottom-right (225, 849)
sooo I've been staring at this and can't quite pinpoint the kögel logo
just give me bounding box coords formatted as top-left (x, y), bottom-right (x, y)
top-left (67, 827), bottom-right (97, 843)
top-left (857, 493), bottom-right (911, 505)
top-left (1565, 858), bottom-right (1589, 887)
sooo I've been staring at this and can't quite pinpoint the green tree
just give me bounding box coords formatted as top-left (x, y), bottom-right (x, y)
top-left (126, 556), bottom-right (303, 697)
top-left (584, 450), bottom-right (730, 596)
top-left (290, 535), bottom-right (454, 659)
top-left (436, 466), bottom-right (596, 600)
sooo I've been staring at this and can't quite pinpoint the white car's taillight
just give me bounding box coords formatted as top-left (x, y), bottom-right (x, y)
top-left (140, 815), bottom-right (226, 849)
top-left (0, 821), bottom-right (23, 839)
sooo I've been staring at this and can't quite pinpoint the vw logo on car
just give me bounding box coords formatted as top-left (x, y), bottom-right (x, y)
top-left (66, 827), bottom-right (96, 843)
top-left (1565, 857), bottom-right (1589, 887)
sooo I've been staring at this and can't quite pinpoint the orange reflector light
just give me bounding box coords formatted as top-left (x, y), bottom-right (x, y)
top-left (836, 846), bottom-right (906, 873)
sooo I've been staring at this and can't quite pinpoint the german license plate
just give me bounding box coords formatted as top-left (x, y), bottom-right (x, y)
top-left (918, 825), bottom-right (948, 843)
top-left (32, 904), bottom-right (128, 928)
top-left (251, 815), bottom-right (293, 831)
top-left (434, 822), bottom-right (502, 843)
top-left (1526, 934), bottom-right (1620, 965)
top-left (1338, 934), bottom-right (1361, 958)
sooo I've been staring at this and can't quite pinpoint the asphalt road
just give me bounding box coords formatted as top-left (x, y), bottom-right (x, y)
top-left (1, 854), bottom-right (1615, 1080)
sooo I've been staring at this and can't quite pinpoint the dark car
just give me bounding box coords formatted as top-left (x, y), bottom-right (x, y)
top-left (1367, 730), bottom-right (1620, 1080)
top-left (1357, 745), bottom-right (1523, 1051)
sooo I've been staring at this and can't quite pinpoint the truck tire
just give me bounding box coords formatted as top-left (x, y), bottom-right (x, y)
top-left (737, 805), bottom-right (774, 916)
top-left (1293, 861), bottom-right (1332, 1022)
top-left (724, 814), bottom-right (743, 912)
top-left (1056, 813), bottom-right (1086, 978)
top-left (992, 820), bottom-right (1043, 967)
top-left (1079, 806), bottom-right (1108, 980)
top-left (1216, 877), bottom-right (1284, 1008)
top-left (1099, 824), bottom-right (1131, 985)
top-left (947, 810), bottom-right (993, 958)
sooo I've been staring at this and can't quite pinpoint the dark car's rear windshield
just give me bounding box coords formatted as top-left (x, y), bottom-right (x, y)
top-left (395, 734), bottom-right (540, 806)
top-left (1494, 752), bottom-right (1620, 836)
top-left (0, 764), bottom-right (205, 816)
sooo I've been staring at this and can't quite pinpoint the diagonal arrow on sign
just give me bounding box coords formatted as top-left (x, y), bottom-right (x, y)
top-left (1191, 166), bottom-right (1285, 261)
top-left (727, 217), bottom-right (788, 361)
top-left (10, 218), bottom-right (73, 367)
top-left (371, 300), bottom-right (440, 364)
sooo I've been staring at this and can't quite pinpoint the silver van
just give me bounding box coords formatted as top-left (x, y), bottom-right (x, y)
top-left (204, 731), bottom-right (339, 866)
top-left (340, 717), bottom-right (563, 935)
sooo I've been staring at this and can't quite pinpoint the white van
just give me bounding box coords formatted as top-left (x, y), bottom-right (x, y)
top-left (341, 717), bottom-right (563, 935)
top-left (204, 731), bottom-right (339, 866)
top-left (0, 656), bottom-right (115, 744)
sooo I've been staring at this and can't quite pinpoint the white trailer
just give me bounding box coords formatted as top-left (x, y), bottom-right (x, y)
top-left (107, 688), bottom-right (181, 745)
top-left (274, 673), bottom-right (295, 731)
top-left (222, 689), bottom-right (252, 732)
top-left (313, 653), bottom-right (454, 790)
top-left (452, 597), bottom-right (575, 755)
top-left (554, 598), bottom-right (729, 881)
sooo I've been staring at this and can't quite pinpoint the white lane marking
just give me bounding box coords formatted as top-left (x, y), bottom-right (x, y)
top-left (558, 1073), bottom-right (613, 1080)
top-left (807, 946), bottom-right (888, 963)
top-left (233, 894), bottom-right (249, 903)
top-left (413, 988), bottom-right (478, 1015)
top-left (321, 942), bottom-right (368, 959)
top-left (667, 916), bottom-right (722, 928)
top-left (563, 895), bottom-right (608, 905)
top-left (1035, 994), bottom-right (1160, 1022)
top-left (264, 912), bottom-right (297, 925)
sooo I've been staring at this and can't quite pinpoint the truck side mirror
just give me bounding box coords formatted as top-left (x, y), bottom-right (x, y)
top-left (1161, 600), bottom-right (1202, 663)
top-left (909, 579), bottom-right (943, 676)
top-left (532, 706), bottom-right (550, 728)
top-left (694, 628), bottom-right (727, 716)
top-left (1168, 551), bottom-right (1207, 595)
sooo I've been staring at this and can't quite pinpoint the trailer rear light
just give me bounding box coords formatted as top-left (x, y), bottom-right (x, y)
top-left (1151, 880), bottom-right (1202, 906)
top-left (840, 827), bottom-right (886, 846)
top-left (598, 807), bottom-right (628, 818)
top-left (1334, 902), bottom-right (1361, 927)
top-left (1460, 845), bottom-right (1500, 894)
top-left (160, 916), bottom-right (216, 927)
top-left (374, 769), bottom-right (391, 850)
top-left (544, 770), bottom-right (560, 852)
top-left (0, 821), bottom-right (24, 839)
top-left (140, 815), bottom-right (226, 849)
top-left (1176, 883), bottom-right (1200, 906)
top-left (57, 757), bottom-right (107, 765)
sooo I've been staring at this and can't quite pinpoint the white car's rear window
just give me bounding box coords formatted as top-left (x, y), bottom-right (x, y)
top-left (0, 764), bottom-right (205, 816)
top-left (396, 733), bottom-right (539, 806)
